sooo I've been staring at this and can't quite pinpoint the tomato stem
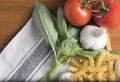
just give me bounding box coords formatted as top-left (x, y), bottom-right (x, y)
top-left (80, 0), bottom-right (113, 18)
top-left (106, 0), bottom-right (113, 8)
top-left (100, 0), bottom-right (109, 12)
top-left (81, 0), bottom-right (96, 8)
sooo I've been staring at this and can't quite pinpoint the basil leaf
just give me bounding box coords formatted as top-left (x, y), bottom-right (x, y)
top-left (68, 26), bottom-right (80, 39)
top-left (59, 55), bottom-right (69, 65)
top-left (57, 7), bottom-right (68, 40)
top-left (32, 1), bottom-right (58, 54)
top-left (110, 51), bottom-right (120, 55)
top-left (58, 38), bottom-right (81, 56)
top-left (68, 43), bottom-right (83, 56)
top-left (76, 49), bottom-right (120, 57)
top-left (58, 42), bottom-right (83, 65)
top-left (78, 49), bottom-right (106, 57)
top-left (58, 38), bottom-right (77, 55)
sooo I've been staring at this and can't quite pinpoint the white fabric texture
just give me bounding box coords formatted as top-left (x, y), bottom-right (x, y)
top-left (0, 18), bottom-right (68, 81)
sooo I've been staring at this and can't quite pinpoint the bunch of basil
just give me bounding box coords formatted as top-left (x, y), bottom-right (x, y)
top-left (32, 1), bottom-right (119, 81)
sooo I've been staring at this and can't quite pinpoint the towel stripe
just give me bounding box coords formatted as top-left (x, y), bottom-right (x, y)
top-left (26, 51), bottom-right (54, 81)
top-left (7, 40), bottom-right (52, 81)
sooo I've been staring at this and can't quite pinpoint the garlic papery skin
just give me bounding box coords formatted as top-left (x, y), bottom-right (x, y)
top-left (115, 58), bottom-right (120, 78)
top-left (59, 72), bottom-right (73, 82)
top-left (80, 25), bottom-right (107, 50)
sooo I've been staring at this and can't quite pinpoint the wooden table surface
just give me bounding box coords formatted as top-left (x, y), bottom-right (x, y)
top-left (0, 0), bottom-right (120, 52)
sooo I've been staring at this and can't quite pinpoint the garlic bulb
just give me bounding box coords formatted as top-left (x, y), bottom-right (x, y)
top-left (115, 58), bottom-right (120, 77)
top-left (80, 25), bottom-right (107, 50)
top-left (59, 72), bottom-right (72, 82)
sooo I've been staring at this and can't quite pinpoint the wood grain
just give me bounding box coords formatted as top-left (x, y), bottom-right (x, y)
top-left (0, 0), bottom-right (65, 52)
top-left (0, 0), bottom-right (120, 52)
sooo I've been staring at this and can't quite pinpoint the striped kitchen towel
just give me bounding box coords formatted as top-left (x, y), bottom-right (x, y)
top-left (0, 18), bottom-right (68, 81)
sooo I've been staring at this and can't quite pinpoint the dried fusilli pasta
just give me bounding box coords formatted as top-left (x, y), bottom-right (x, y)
top-left (69, 52), bottom-right (120, 81)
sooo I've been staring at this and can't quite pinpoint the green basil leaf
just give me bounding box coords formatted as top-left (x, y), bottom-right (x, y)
top-left (32, 1), bottom-right (58, 54)
top-left (110, 51), bottom-right (120, 55)
top-left (76, 49), bottom-right (108, 57)
top-left (68, 43), bottom-right (83, 56)
top-left (68, 26), bottom-right (80, 39)
top-left (76, 49), bottom-right (120, 57)
top-left (57, 7), bottom-right (68, 40)
top-left (58, 38), bottom-right (79, 56)
top-left (57, 37), bottom-right (83, 65)
top-left (59, 55), bottom-right (69, 65)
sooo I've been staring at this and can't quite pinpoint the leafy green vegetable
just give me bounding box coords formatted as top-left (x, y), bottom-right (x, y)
top-left (76, 49), bottom-right (120, 57)
top-left (77, 49), bottom-right (107, 57)
top-left (58, 38), bottom-right (77, 55)
top-left (110, 51), bottom-right (120, 55)
top-left (58, 38), bottom-right (82, 65)
top-left (57, 7), bottom-right (68, 40)
top-left (32, 2), bottom-right (81, 81)
top-left (32, 1), bottom-right (58, 56)
top-left (68, 26), bottom-right (80, 39)
top-left (32, 1), bottom-right (120, 82)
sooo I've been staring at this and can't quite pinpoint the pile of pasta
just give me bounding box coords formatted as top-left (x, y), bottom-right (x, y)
top-left (69, 52), bottom-right (120, 81)
top-left (69, 33), bottom-right (120, 81)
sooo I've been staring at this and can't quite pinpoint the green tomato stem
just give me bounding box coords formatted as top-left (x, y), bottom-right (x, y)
top-left (100, 0), bottom-right (109, 11)
top-left (81, 0), bottom-right (96, 8)
top-left (81, 0), bottom-right (113, 18)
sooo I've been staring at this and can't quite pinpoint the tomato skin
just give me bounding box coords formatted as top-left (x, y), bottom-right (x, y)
top-left (94, 0), bottom-right (120, 30)
top-left (64, 0), bottom-right (92, 26)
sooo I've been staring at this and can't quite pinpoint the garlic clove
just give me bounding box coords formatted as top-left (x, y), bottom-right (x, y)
top-left (59, 72), bottom-right (73, 82)
top-left (115, 58), bottom-right (120, 78)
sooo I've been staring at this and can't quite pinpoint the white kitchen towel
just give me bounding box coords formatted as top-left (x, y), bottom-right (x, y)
top-left (0, 18), bottom-right (53, 81)
top-left (0, 18), bottom-right (68, 81)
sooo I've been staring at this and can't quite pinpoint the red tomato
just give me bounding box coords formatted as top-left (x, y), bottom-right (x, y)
top-left (64, 0), bottom-right (92, 26)
top-left (94, 0), bottom-right (120, 30)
